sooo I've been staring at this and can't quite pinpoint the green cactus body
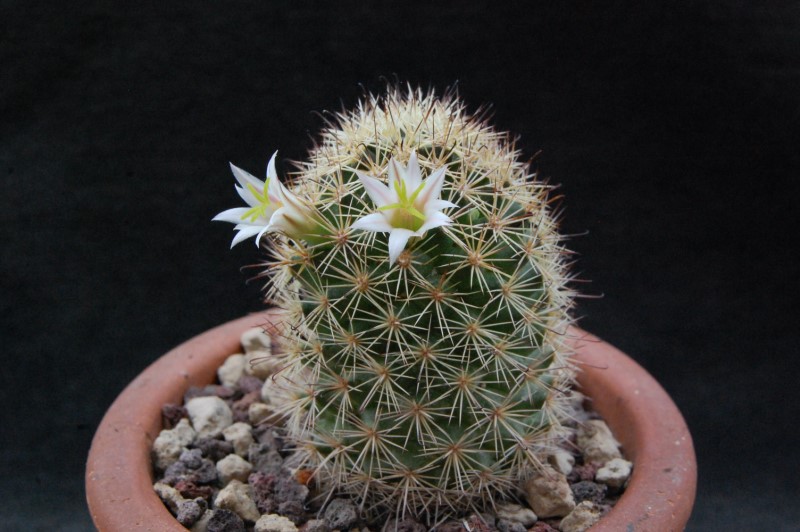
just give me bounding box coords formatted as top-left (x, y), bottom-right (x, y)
top-left (261, 88), bottom-right (575, 521)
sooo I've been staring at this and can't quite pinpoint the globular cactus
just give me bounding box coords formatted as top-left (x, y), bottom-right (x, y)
top-left (215, 87), bottom-right (576, 523)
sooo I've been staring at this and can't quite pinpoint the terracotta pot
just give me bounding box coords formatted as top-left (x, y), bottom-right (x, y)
top-left (86, 312), bottom-right (696, 531)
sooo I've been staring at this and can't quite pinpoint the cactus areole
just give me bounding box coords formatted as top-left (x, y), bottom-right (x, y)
top-left (215, 88), bottom-right (576, 522)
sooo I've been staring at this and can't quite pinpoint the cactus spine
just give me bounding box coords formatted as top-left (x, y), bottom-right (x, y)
top-left (255, 88), bottom-right (575, 522)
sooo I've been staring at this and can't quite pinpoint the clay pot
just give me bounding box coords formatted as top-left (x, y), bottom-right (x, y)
top-left (86, 312), bottom-right (696, 531)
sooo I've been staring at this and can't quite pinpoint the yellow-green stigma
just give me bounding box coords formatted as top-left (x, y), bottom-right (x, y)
top-left (378, 178), bottom-right (426, 231)
top-left (241, 179), bottom-right (274, 222)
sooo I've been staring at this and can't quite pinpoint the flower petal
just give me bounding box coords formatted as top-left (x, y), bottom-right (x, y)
top-left (404, 150), bottom-right (422, 190)
top-left (415, 166), bottom-right (448, 209)
top-left (416, 211), bottom-right (452, 234)
top-left (426, 198), bottom-right (458, 211)
top-left (388, 228), bottom-right (415, 265)
top-left (266, 151), bottom-right (278, 179)
top-left (213, 207), bottom-right (253, 224)
top-left (230, 162), bottom-right (264, 191)
top-left (235, 184), bottom-right (258, 206)
top-left (351, 212), bottom-right (393, 232)
top-left (356, 171), bottom-right (394, 206)
top-left (230, 225), bottom-right (263, 248)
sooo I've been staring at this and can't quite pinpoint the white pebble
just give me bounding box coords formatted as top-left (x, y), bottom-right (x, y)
top-left (523, 465), bottom-right (576, 518)
top-left (495, 502), bottom-right (538, 526)
top-left (153, 482), bottom-right (186, 514)
top-left (577, 419), bottom-right (622, 465)
top-left (596, 457), bottom-right (633, 488)
top-left (215, 479), bottom-right (260, 523)
top-left (190, 510), bottom-right (213, 532)
top-left (559, 501), bottom-right (602, 532)
top-left (186, 396), bottom-right (233, 438)
top-left (216, 453), bottom-right (253, 485)
top-left (217, 354), bottom-right (246, 389)
top-left (549, 449), bottom-right (576, 476)
top-left (152, 418), bottom-right (196, 470)
top-left (255, 513), bottom-right (299, 532)
top-left (241, 327), bottom-right (282, 380)
top-left (222, 422), bottom-right (255, 457)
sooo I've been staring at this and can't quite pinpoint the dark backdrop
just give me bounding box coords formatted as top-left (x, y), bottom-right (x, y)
top-left (2, 1), bottom-right (798, 530)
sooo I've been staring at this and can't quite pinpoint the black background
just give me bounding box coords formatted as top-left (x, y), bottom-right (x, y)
top-left (2, 1), bottom-right (799, 530)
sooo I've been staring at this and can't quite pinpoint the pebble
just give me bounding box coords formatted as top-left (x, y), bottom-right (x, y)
top-left (549, 450), bottom-right (575, 476)
top-left (382, 517), bottom-right (426, 532)
top-left (176, 498), bottom-right (208, 528)
top-left (190, 509), bottom-right (213, 532)
top-left (498, 520), bottom-right (526, 532)
top-left (215, 479), bottom-right (261, 523)
top-left (463, 513), bottom-right (494, 532)
top-left (174, 479), bottom-right (215, 502)
top-left (152, 417), bottom-right (197, 470)
top-left (523, 466), bottom-right (576, 518)
top-left (216, 453), bottom-right (254, 485)
top-left (231, 388), bottom-right (261, 422)
top-left (153, 481), bottom-right (186, 513)
top-left (239, 374), bottom-right (266, 394)
top-left (568, 463), bottom-right (598, 483)
top-left (570, 481), bottom-right (607, 504)
top-left (207, 508), bottom-right (246, 532)
top-left (187, 396), bottom-right (234, 438)
top-left (249, 402), bottom-right (279, 426)
top-left (162, 403), bottom-right (188, 429)
top-left (218, 354), bottom-right (247, 389)
top-left (576, 420), bottom-right (621, 465)
top-left (529, 522), bottom-right (558, 532)
top-left (495, 503), bottom-right (537, 527)
top-left (300, 519), bottom-right (330, 532)
top-left (223, 421), bottom-right (256, 457)
top-left (164, 448), bottom-right (218, 485)
top-left (249, 442), bottom-right (285, 473)
top-left (323, 498), bottom-right (359, 530)
top-left (559, 501), bottom-right (602, 532)
top-left (595, 458), bottom-right (633, 488)
top-left (241, 327), bottom-right (279, 380)
top-left (255, 513), bottom-right (300, 532)
top-left (193, 436), bottom-right (235, 462)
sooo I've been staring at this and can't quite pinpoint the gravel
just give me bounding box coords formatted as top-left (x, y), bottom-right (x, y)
top-left (152, 328), bottom-right (631, 532)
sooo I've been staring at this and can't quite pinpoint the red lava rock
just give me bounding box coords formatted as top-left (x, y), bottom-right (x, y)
top-left (238, 375), bottom-right (264, 395)
top-left (300, 519), bottom-right (330, 532)
top-left (232, 390), bottom-right (261, 423)
top-left (568, 463), bottom-right (598, 483)
top-left (435, 522), bottom-right (466, 532)
top-left (161, 403), bottom-right (187, 429)
top-left (464, 514), bottom-right (495, 532)
top-left (385, 517), bottom-right (426, 532)
top-left (529, 522), bottom-right (558, 532)
top-left (174, 479), bottom-right (215, 502)
top-left (249, 469), bottom-right (310, 517)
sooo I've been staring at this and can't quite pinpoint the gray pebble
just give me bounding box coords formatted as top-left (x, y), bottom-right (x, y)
top-left (323, 499), bottom-right (358, 530)
top-left (207, 509), bottom-right (246, 532)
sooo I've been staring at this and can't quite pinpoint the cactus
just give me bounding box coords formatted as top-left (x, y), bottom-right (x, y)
top-left (215, 87), bottom-right (576, 523)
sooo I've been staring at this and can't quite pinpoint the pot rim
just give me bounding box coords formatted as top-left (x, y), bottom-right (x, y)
top-left (85, 312), bottom-right (696, 531)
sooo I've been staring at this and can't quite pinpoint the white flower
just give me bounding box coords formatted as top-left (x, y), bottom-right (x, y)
top-left (213, 151), bottom-right (316, 246)
top-left (352, 151), bottom-right (457, 264)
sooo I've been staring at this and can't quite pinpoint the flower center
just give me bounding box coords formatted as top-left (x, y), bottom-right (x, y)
top-left (241, 178), bottom-right (279, 222)
top-left (378, 177), bottom-right (426, 231)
